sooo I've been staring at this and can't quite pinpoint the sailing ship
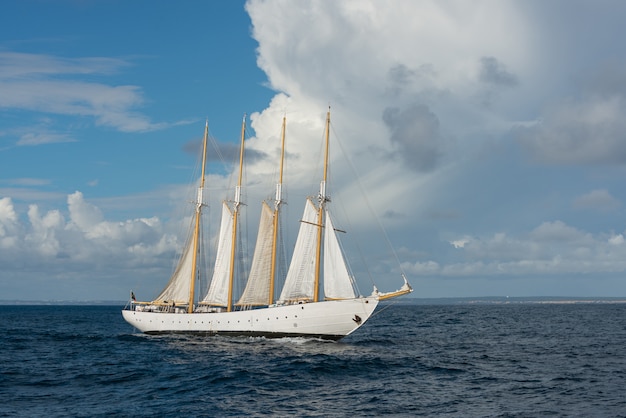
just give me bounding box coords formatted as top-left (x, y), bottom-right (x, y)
top-left (122, 109), bottom-right (412, 340)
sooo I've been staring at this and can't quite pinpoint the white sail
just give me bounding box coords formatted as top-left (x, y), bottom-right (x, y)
top-left (153, 215), bottom-right (197, 303)
top-left (201, 202), bottom-right (233, 306)
top-left (278, 199), bottom-right (319, 302)
top-left (237, 201), bottom-right (274, 306)
top-left (324, 210), bottom-right (357, 299)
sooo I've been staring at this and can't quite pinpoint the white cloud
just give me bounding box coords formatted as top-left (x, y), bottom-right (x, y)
top-left (0, 51), bottom-right (127, 79)
top-left (0, 197), bottom-right (18, 225)
top-left (26, 204), bottom-right (64, 257)
top-left (0, 197), bottom-right (20, 249)
top-left (437, 221), bottom-right (626, 277)
top-left (573, 189), bottom-right (621, 212)
top-left (529, 221), bottom-right (591, 243)
top-left (401, 260), bottom-right (440, 275)
top-left (246, 0), bottom-right (531, 143)
top-left (1, 178), bottom-right (52, 187)
top-left (518, 95), bottom-right (626, 165)
top-left (450, 237), bottom-right (470, 249)
top-left (242, 0), bottom-right (626, 294)
top-left (67, 191), bottom-right (104, 233)
top-left (0, 51), bottom-right (165, 135)
top-left (0, 191), bottom-right (184, 299)
top-left (17, 132), bottom-right (76, 146)
top-left (248, 0), bottom-right (530, 101)
top-left (243, 0), bottom-right (535, 228)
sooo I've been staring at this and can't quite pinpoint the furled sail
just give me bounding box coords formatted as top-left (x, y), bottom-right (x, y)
top-left (201, 202), bottom-right (233, 306)
top-left (236, 201), bottom-right (274, 306)
top-left (323, 210), bottom-right (357, 299)
top-left (153, 214), bottom-right (198, 304)
top-left (278, 198), bottom-right (319, 302)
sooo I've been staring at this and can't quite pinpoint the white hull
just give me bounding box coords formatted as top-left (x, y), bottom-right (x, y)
top-left (122, 297), bottom-right (379, 341)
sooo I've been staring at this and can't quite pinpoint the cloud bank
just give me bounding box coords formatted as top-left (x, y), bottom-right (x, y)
top-left (242, 0), bottom-right (626, 295)
top-left (0, 193), bottom-right (181, 300)
top-left (3, 1), bottom-right (626, 299)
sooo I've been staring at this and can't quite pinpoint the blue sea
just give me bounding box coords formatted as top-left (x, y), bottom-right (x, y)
top-left (1, 300), bottom-right (625, 417)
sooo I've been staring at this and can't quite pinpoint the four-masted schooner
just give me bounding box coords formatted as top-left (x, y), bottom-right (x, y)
top-left (122, 109), bottom-right (412, 340)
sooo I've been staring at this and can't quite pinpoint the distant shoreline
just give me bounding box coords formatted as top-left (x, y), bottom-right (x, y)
top-left (2, 297), bottom-right (626, 306)
top-left (389, 297), bottom-right (626, 305)
top-left (0, 300), bottom-right (128, 306)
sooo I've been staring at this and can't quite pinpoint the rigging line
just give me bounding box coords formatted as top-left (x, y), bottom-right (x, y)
top-left (329, 122), bottom-right (408, 279)
top-left (206, 125), bottom-right (228, 169)
top-left (326, 167), bottom-right (375, 289)
top-left (370, 299), bottom-right (401, 319)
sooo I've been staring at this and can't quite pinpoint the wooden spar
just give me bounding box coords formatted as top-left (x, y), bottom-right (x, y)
top-left (314, 108), bottom-right (331, 302)
top-left (268, 116), bottom-right (286, 305)
top-left (187, 120), bottom-right (209, 313)
top-left (228, 115), bottom-right (246, 312)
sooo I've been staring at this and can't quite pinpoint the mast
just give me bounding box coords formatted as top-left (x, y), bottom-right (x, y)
top-left (187, 120), bottom-right (209, 313)
top-left (227, 114), bottom-right (246, 312)
top-left (314, 108), bottom-right (331, 302)
top-left (268, 116), bottom-right (286, 305)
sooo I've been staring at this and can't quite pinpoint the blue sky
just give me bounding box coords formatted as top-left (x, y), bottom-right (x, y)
top-left (2, 0), bottom-right (626, 301)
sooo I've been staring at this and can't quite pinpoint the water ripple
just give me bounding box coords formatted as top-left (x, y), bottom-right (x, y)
top-left (1, 303), bottom-right (626, 416)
